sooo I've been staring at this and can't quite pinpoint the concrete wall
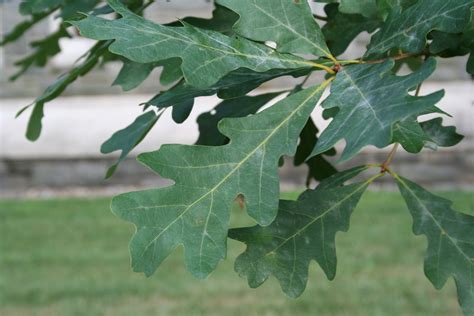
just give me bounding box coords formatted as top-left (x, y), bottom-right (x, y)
top-left (1, 1), bottom-right (473, 196)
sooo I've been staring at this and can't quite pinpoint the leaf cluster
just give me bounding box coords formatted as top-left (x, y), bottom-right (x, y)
top-left (3, 0), bottom-right (473, 313)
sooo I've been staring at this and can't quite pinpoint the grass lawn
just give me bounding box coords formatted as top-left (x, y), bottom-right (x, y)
top-left (0, 191), bottom-right (472, 316)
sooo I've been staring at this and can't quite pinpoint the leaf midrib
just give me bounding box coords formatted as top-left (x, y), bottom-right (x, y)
top-left (340, 68), bottom-right (384, 128)
top-left (107, 12), bottom-right (316, 68)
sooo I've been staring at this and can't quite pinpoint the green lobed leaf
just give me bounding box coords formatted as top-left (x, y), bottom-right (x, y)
top-left (21, 41), bottom-right (109, 141)
top-left (366, 0), bottom-right (474, 58)
top-left (71, 0), bottom-right (316, 89)
top-left (393, 175), bottom-right (474, 315)
top-left (196, 92), bottom-right (282, 146)
top-left (101, 110), bottom-right (160, 178)
top-left (6, 1), bottom-right (100, 79)
top-left (10, 25), bottom-right (71, 81)
top-left (18, 0), bottom-right (155, 141)
top-left (216, 0), bottom-right (332, 59)
top-left (311, 58), bottom-right (444, 161)
top-left (111, 81), bottom-right (330, 279)
top-left (322, 3), bottom-right (380, 57)
top-left (0, 11), bottom-right (51, 46)
top-left (229, 166), bottom-right (372, 298)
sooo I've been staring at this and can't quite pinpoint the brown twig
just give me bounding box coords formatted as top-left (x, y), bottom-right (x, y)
top-left (414, 81), bottom-right (423, 96)
top-left (380, 143), bottom-right (399, 173)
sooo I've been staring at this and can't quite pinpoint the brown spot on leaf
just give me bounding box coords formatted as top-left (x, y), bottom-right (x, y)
top-left (235, 194), bottom-right (245, 210)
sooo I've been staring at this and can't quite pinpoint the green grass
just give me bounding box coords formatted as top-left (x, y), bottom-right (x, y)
top-left (0, 191), bottom-right (472, 316)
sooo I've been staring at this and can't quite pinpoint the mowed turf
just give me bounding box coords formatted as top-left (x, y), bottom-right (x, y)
top-left (0, 191), bottom-right (472, 316)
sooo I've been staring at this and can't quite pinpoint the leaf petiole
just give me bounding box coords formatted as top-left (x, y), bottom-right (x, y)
top-left (365, 172), bottom-right (386, 184)
top-left (381, 143), bottom-right (399, 172)
top-left (381, 82), bottom-right (423, 172)
top-left (309, 61), bottom-right (336, 74)
top-left (337, 59), bottom-right (364, 65)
